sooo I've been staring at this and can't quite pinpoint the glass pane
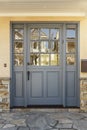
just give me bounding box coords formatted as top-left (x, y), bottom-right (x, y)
top-left (14, 54), bottom-right (23, 66)
top-left (51, 54), bottom-right (59, 66)
top-left (30, 41), bottom-right (39, 53)
top-left (41, 54), bottom-right (49, 66)
top-left (30, 28), bottom-right (39, 40)
top-left (40, 41), bottom-right (49, 53)
top-left (30, 54), bottom-right (39, 65)
top-left (51, 40), bottom-right (59, 53)
top-left (40, 29), bottom-right (49, 40)
top-left (14, 42), bottom-right (23, 53)
top-left (50, 29), bottom-right (59, 40)
top-left (66, 54), bottom-right (75, 65)
top-left (14, 29), bottom-right (23, 40)
top-left (66, 41), bottom-right (75, 53)
top-left (66, 29), bottom-right (76, 39)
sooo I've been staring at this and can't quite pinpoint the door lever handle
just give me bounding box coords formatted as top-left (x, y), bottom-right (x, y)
top-left (27, 71), bottom-right (30, 80)
top-left (27, 62), bottom-right (30, 65)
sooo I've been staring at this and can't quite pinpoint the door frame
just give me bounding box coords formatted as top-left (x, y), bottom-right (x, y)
top-left (10, 22), bottom-right (80, 107)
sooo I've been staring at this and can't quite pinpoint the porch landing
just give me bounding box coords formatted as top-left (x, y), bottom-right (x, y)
top-left (0, 109), bottom-right (87, 130)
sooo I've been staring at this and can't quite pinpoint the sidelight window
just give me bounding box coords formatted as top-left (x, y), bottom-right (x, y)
top-left (66, 25), bottom-right (77, 65)
top-left (13, 26), bottom-right (24, 66)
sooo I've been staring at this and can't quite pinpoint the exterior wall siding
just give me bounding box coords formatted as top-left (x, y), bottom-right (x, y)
top-left (0, 16), bottom-right (87, 111)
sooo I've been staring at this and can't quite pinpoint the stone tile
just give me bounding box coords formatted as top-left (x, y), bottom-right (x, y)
top-left (67, 112), bottom-right (85, 120)
top-left (60, 129), bottom-right (76, 130)
top-left (58, 118), bottom-right (72, 124)
top-left (56, 123), bottom-right (73, 129)
top-left (0, 119), bottom-right (5, 123)
top-left (45, 129), bottom-right (58, 130)
top-left (3, 124), bottom-right (16, 128)
top-left (0, 124), bottom-right (4, 128)
top-left (18, 126), bottom-right (29, 130)
top-left (0, 127), bottom-right (17, 130)
top-left (10, 119), bottom-right (26, 127)
top-left (29, 127), bottom-right (41, 130)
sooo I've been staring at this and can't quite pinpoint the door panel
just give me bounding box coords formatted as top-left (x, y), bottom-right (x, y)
top-left (15, 71), bottom-right (23, 97)
top-left (31, 72), bottom-right (43, 97)
top-left (47, 72), bottom-right (60, 97)
top-left (67, 71), bottom-right (75, 97)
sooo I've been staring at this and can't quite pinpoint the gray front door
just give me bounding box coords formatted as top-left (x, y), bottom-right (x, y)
top-left (27, 24), bottom-right (63, 105)
top-left (12, 23), bottom-right (79, 107)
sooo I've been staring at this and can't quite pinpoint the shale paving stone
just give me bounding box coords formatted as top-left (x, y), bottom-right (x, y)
top-left (0, 127), bottom-right (17, 130)
top-left (60, 129), bottom-right (76, 130)
top-left (10, 119), bottom-right (26, 126)
top-left (3, 124), bottom-right (15, 128)
top-left (18, 126), bottom-right (29, 130)
top-left (0, 124), bottom-right (4, 128)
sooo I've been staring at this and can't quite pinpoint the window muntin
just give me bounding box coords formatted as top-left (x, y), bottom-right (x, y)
top-left (66, 24), bottom-right (77, 65)
top-left (13, 27), bottom-right (24, 66)
top-left (30, 28), bottom-right (60, 66)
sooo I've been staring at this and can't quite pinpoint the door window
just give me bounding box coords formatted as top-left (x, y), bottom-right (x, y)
top-left (30, 28), bottom-right (60, 66)
top-left (66, 25), bottom-right (77, 65)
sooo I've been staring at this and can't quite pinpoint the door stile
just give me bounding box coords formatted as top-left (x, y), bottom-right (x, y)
top-left (24, 24), bottom-right (28, 107)
top-left (62, 24), bottom-right (66, 107)
top-left (76, 23), bottom-right (80, 107)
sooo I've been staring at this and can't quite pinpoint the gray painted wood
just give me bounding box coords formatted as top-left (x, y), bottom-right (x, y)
top-left (31, 72), bottom-right (43, 97)
top-left (11, 23), bottom-right (79, 107)
top-left (15, 72), bottom-right (23, 97)
top-left (47, 72), bottom-right (59, 97)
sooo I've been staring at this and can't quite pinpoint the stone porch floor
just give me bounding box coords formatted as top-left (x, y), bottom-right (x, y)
top-left (0, 109), bottom-right (87, 130)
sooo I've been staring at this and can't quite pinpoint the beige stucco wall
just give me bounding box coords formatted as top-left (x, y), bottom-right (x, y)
top-left (0, 16), bottom-right (87, 78)
top-left (0, 18), bottom-right (10, 77)
top-left (80, 18), bottom-right (87, 78)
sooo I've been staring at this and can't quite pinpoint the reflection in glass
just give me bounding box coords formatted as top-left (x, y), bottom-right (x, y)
top-left (51, 40), bottom-right (59, 53)
top-left (41, 54), bottom-right (49, 66)
top-left (66, 54), bottom-right (75, 65)
top-left (14, 42), bottom-right (23, 53)
top-left (51, 54), bottom-right (59, 66)
top-left (14, 29), bottom-right (23, 40)
top-left (14, 54), bottom-right (23, 66)
top-left (30, 41), bottom-right (39, 52)
top-left (30, 54), bottom-right (39, 65)
top-left (40, 41), bottom-right (49, 53)
top-left (40, 29), bottom-right (49, 39)
top-left (66, 42), bottom-right (75, 53)
top-left (66, 29), bottom-right (76, 39)
top-left (50, 29), bottom-right (59, 40)
top-left (30, 28), bottom-right (39, 40)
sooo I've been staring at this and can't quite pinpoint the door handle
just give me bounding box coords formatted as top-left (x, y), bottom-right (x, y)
top-left (27, 62), bottom-right (30, 65)
top-left (27, 71), bottom-right (30, 80)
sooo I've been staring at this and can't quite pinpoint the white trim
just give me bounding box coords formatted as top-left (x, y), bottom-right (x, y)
top-left (0, 12), bottom-right (85, 17)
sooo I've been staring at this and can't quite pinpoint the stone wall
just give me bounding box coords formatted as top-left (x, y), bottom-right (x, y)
top-left (0, 78), bottom-right (10, 112)
top-left (80, 78), bottom-right (87, 112)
